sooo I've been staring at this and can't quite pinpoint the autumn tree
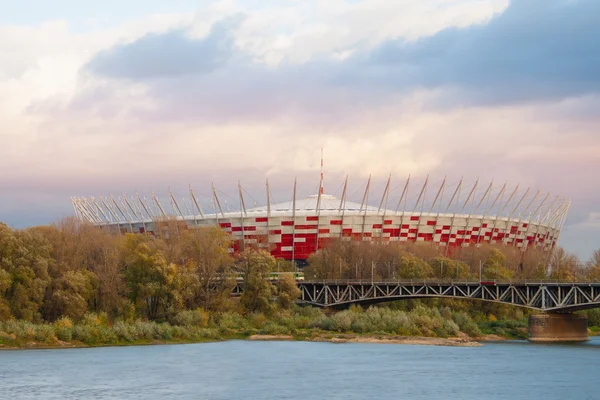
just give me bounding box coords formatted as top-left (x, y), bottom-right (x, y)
top-left (0, 266), bottom-right (12, 321)
top-left (179, 226), bottom-right (234, 311)
top-left (44, 269), bottom-right (98, 321)
top-left (238, 248), bottom-right (276, 314)
top-left (429, 257), bottom-right (470, 280)
top-left (396, 253), bottom-right (434, 280)
top-left (122, 234), bottom-right (181, 320)
top-left (549, 247), bottom-right (582, 282)
top-left (584, 249), bottom-right (600, 281)
top-left (275, 273), bottom-right (301, 309)
top-left (481, 249), bottom-right (514, 280)
top-left (37, 218), bottom-right (128, 318)
top-left (0, 225), bottom-right (52, 321)
top-left (306, 240), bottom-right (348, 280)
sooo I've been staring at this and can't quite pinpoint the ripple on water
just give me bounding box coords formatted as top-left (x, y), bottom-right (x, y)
top-left (1, 338), bottom-right (599, 400)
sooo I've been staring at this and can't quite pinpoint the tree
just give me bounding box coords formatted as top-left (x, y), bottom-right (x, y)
top-left (480, 249), bottom-right (514, 280)
top-left (549, 247), bottom-right (582, 282)
top-left (275, 273), bottom-right (301, 309)
top-left (396, 253), bottom-right (434, 280)
top-left (44, 270), bottom-right (98, 321)
top-left (179, 227), bottom-right (234, 311)
top-left (585, 249), bottom-right (600, 281)
top-left (0, 268), bottom-right (12, 321)
top-left (122, 234), bottom-right (180, 320)
top-left (429, 257), bottom-right (470, 280)
top-left (0, 225), bottom-right (52, 321)
top-left (306, 241), bottom-right (346, 280)
top-left (238, 249), bottom-right (276, 314)
top-left (37, 218), bottom-right (128, 318)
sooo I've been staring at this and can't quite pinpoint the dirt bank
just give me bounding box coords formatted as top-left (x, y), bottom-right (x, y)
top-left (307, 334), bottom-right (481, 347)
top-left (247, 334), bottom-right (295, 341)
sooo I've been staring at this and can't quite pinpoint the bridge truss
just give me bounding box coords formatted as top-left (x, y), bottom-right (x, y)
top-left (295, 281), bottom-right (600, 312)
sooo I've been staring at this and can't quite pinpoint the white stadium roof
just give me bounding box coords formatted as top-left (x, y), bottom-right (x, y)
top-left (247, 194), bottom-right (380, 215)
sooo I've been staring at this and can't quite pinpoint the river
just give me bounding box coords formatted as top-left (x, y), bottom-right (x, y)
top-left (1, 338), bottom-right (599, 399)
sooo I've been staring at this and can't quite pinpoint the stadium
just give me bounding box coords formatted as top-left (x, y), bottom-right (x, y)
top-left (71, 162), bottom-right (569, 261)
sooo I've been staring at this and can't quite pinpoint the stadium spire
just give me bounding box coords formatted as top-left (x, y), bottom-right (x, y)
top-left (320, 147), bottom-right (324, 195)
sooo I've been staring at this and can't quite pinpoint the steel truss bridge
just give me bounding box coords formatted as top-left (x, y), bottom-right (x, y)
top-left (289, 281), bottom-right (600, 312)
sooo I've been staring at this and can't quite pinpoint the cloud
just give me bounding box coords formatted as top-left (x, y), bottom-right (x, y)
top-left (71, 0), bottom-right (600, 134)
top-left (83, 0), bottom-right (600, 114)
top-left (86, 17), bottom-right (239, 79)
top-left (352, 0), bottom-right (600, 104)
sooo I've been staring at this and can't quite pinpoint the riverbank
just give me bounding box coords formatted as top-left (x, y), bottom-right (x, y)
top-left (1, 327), bottom-right (512, 350)
top-left (1, 332), bottom-right (484, 350)
top-left (0, 304), bottom-right (534, 350)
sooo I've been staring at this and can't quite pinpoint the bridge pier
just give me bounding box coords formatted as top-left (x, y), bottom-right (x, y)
top-left (528, 313), bottom-right (588, 342)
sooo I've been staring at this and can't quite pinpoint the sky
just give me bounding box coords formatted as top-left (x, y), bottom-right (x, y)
top-left (1, 0), bottom-right (599, 260)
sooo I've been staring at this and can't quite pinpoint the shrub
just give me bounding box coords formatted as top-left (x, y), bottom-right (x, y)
top-left (112, 321), bottom-right (135, 342)
top-left (250, 313), bottom-right (268, 329)
top-left (73, 325), bottom-right (117, 345)
top-left (156, 323), bottom-right (174, 340)
top-left (196, 328), bottom-right (220, 340)
top-left (331, 311), bottom-right (353, 332)
top-left (440, 319), bottom-right (460, 337)
top-left (133, 321), bottom-right (158, 340)
top-left (294, 306), bottom-right (325, 320)
top-left (310, 315), bottom-right (334, 331)
top-left (259, 322), bottom-right (289, 335)
top-left (172, 310), bottom-right (209, 327)
top-left (54, 316), bottom-right (74, 341)
top-left (216, 312), bottom-right (250, 331)
top-left (35, 324), bottom-right (57, 343)
top-left (81, 313), bottom-right (103, 327)
top-left (452, 311), bottom-right (481, 337)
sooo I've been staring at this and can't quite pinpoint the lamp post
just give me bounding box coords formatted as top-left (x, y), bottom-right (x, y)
top-left (479, 259), bottom-right (487, 282)
top-left (371, 261), bottom-right (375, 284)
top-left (456, 261), bottom-right (459, 280)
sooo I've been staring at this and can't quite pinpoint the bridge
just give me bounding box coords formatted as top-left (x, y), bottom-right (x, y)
top-left (232, 279), bottom-right (597, 341)
top-left (295, 280), bottom-right (600, 312)
top-left (295, 280), bottom-right (598, 342)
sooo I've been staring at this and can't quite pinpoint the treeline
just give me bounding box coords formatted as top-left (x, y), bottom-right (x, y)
top-left (306, 239), bottom-right (600, 282)
top-left (1, 217), bottom-right (600, 327)
top-left (0, 219), bottom-right (298, 323)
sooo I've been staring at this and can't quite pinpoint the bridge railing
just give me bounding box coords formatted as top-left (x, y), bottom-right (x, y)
top-left (299, 279), bottom-right (588, 285)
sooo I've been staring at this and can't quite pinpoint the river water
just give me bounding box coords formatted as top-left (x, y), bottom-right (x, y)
top-left (1, 338), bottom-right (599, 399)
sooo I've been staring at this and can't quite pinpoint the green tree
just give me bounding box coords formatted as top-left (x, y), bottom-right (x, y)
top-left (275, 273), bottom-right (301, 309)
top-left (482, 249), bottom-right (514, 280)
top-left (122, 234), bottom-right (180, 320)
top-left (44, 270), bottom-right (98, 321)
top-left (0, 267), bottom-right (12, 321)
top-left (179, 227), bottom-right (235, 311)
top-left (429, 257), bottom-right (470, 280)
top-left (396, 253), bottom-right (434, 280)
top-left (238, 249), bottom-right (276, 314)
top-left (37, 218), bottom-right (129, 317)
top-left (0, 225), bottom-right (52, 321)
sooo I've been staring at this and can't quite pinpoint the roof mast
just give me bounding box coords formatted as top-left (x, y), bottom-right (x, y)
top-left (320, 147), bottom-right (324, 195)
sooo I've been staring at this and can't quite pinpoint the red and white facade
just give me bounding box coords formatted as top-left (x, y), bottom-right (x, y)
top-left (71, 175), bottom-right (569, 261)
